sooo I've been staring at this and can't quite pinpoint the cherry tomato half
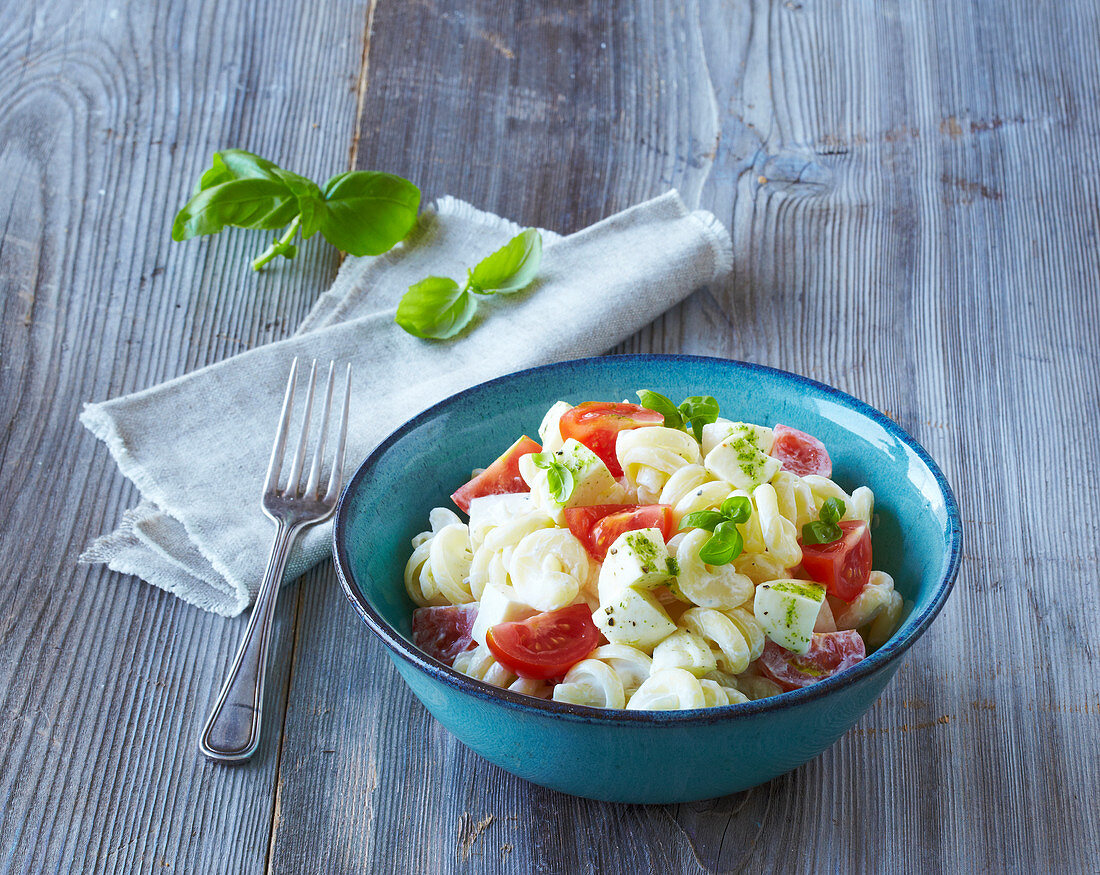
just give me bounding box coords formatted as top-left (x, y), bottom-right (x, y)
top-left (486, 604), bottom-right (600, 680)
top-left (771, 424), bottom-right (832, 477)
top-left (450, 435), bottom-right (541, 513)
top-left (411, 604), bottom-right (479, 667)
top-left (757, 630), bottom-right (866, 691)
top-left (558, 402), bottom-right (664, 477)
top-left (563, 504), bottom-right (674, 561)
top-left (799, 520), bottom-right (872, 602)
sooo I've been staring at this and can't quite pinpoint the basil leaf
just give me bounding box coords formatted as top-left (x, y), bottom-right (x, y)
top-left (320, 171), bottom-right (421, 256)
top-left (819, 497), bottom-right (846, 526)
top-left (545, 465), bottom-right (575, 503)
top-left (720, 494), bottom-right (752, 525)
top-left (467, 228), bottom-right (543, 294)
top-left (636, 390), bottom-right (684, 430)
top-left (172, 178), bottom-right (299, 241)
top-left (394, 277), bottom-right (476, 339)
top-left (272, 168), bottom-right (326, 239)
top-left (699, 521), bottom-right (744, 565)
top-left (679, 395), bottom-right (720, 442)
top-left (529, 453), bottom-right (575, 503)
top-left (195, 149), bottom-right (286, 193)
top-left (801, 520), bottom-right (842, 545)
top-left (681, 510), bottom-right (726, 532)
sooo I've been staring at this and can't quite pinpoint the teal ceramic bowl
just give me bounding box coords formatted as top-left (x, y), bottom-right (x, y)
top-left (333, 355), bottom-right (961, 803)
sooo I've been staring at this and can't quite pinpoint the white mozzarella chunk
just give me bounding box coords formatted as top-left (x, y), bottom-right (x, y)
top-left (467, 493), bottom-right (534, 550)
top-left (552, 659), bottom-right (626, 709)
top-left (701, 420), bottom-right (774, 456)
top-left (735, 422), bottom-right (775, 454)
top-left (626, 668), bottom-right (707, 710)
top-left (589, 644), bottom-right (653, 696)
top-left (651, 629), bottom-right (717, 678)
top-left (508, 527), bottom-right (590, 611)
top-left (593, 587), bottom-right (677, 653)
top-left (754, 578), bottom-right (826, 654)
top-left (703, 425), bottom-right (780, 491)
top-left (470, 583), bottom-right (538, 646)
top-left (597, 527), bottom-right (676, 604)
top-left (519, 438), bottom-right (627, 520)
top-left (670, 528), bottom-right (754, 609)
top-left (537, 400), bottom-right (574, 454)
top-left (700, 419), bottom-right (736, 456)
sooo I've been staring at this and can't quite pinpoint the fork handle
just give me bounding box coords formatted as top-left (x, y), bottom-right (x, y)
top-left (199, 520), bottom-right (301, 763)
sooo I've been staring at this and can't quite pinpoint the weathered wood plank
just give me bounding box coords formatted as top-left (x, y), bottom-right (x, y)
top-left (270, 0), bottom-right (1100, 873)
top-left (0, 0), bottom-right (369, 871)
top-left (686, 0), bottom-right (1100, 872)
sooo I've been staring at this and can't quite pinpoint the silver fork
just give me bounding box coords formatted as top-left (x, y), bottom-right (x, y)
top-left (199, 357), bottom-right (351, 764)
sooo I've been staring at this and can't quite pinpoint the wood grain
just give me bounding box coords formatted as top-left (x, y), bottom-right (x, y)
top-left (0, 0), bottom-right (367, 871)
top-left (1, 0), bottom-right (1098, 871)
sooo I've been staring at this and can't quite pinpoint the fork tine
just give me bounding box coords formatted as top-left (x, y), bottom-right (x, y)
top-left (264, 357), bottom-right (299, 495)
top-left (284, 359), bottom-right (317, 496)
top-left (324, 363), bottom-right (352, 503)
top-left (304, 361), bottom-right (336, 497)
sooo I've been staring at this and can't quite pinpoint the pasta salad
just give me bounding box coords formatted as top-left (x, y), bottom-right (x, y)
top-left (404, 392), bottom-right (905, 711)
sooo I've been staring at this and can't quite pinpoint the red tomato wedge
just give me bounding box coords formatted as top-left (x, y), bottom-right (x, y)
top-left (411, 604), bottom-right (478, 666)
top-left (799, 520), bottom-right (872, 602)
top-left (450, 435), bottom-right (541, 513)
top-left (558, 402), bottom-right (664, 477)
top-left (563, 504), bottom-right (674, 561)
top-left (771, 424), bottom-right (832, 477)
top-left (485, 604), bottom-right (600, 680)
top-left (757, 630), bottom-right (866, 691)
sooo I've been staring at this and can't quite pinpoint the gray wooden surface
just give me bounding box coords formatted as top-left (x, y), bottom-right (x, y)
top-left (1, 0), bottom-right (1097, 872)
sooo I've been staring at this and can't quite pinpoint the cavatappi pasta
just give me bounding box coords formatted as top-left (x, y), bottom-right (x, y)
top-left (405, 398), bottom-right (907, 710)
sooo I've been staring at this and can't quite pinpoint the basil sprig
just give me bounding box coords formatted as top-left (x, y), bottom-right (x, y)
top-left (636, 390), bottom-right (720, 442)
top-left (395, 229), bottom-right (542, 339)
top-left (681, 495), bottom-right (752, 565)
top-left (528, 452), bottom-right (574, 503)
top-left (172, 149), bottom-right (420, 271)
top-left (801, 497), bottom-right (846, 545)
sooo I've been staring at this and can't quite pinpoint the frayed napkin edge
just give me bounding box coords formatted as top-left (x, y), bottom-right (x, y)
top-left (78, 403), bottom-right (250, 616)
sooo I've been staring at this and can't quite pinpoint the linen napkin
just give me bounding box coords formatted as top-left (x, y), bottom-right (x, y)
top-left (80, 191), bottom-right (733, 616)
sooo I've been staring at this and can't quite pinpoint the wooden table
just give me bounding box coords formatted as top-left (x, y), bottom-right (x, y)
top-left (3, 1), bottom-right (1097, 871)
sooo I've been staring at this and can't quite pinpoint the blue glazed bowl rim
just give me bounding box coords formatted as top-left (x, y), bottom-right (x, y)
top-left (333, 354), bottom-right (962, 726)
